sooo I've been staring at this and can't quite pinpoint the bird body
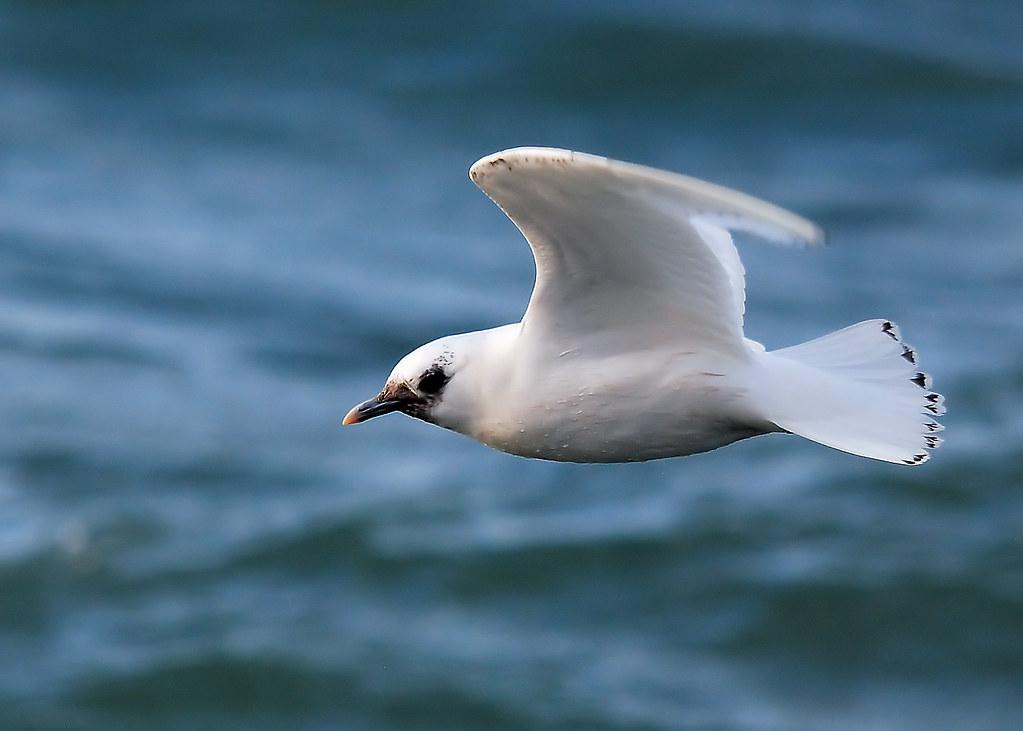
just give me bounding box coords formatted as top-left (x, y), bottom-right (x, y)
top-left (437, 326), bottom-right (765, 462)
top-left (345, 148), bottom-right (944, 465)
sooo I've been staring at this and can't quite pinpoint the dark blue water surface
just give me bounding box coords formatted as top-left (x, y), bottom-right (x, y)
top-left (1, 2), bottom-right (1021, 729)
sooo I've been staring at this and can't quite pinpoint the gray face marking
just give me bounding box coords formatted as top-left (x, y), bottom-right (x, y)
top-left (379, 358), bottom-right (452, 424)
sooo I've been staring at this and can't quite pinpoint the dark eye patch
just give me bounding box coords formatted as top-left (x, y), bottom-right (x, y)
top-left (417, 365), bottom-right (449, 395)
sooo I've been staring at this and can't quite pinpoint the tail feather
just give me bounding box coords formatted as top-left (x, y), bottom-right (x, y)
top-left (757, 319), bottom-right (944, 465)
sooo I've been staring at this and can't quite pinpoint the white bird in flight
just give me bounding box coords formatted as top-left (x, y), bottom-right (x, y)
top-left (344, 148), bottom-right (944, 465)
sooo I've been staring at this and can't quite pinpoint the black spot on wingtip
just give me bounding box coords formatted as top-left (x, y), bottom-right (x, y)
top-left (911, 372), bottom-right (929, 389)
top-left (901, 345), bottom-right (917, 364)
top-left (487, 157), bottom-right (512, 171)
top-left (902, 452), bottom-right (928, 465)
top-left (881, 321), bottom-right (900, 341)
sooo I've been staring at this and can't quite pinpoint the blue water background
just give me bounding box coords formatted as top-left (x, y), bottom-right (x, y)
top-left (1, 2), bottom-right (1021, 729)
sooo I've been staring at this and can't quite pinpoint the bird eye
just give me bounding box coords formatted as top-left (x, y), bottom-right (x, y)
top-left (417, 366), bottom-right (449, 395)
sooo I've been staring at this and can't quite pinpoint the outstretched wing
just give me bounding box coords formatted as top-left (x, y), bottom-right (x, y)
top-left (469, 148), bottom-right (824, 358)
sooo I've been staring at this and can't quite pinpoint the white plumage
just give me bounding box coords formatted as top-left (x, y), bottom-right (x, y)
top-left (344, 148), bottom-right (943, 465)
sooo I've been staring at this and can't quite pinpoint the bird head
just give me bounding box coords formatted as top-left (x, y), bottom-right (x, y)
top-left (343, 332), bottom-right (479, 431)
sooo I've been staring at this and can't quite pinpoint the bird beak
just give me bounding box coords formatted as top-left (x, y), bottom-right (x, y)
top-left (342, 396), bottom-right (405, 425)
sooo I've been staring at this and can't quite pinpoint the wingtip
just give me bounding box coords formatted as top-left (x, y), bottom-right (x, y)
top-left (468, 151), bottom-right (514, 184)
top-left (810, 222), bottom-right (829, 247)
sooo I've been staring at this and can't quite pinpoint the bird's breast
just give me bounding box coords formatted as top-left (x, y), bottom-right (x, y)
top-left (470, 366), bottom-right (765, 463)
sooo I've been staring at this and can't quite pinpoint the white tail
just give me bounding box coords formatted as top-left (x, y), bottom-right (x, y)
top-left (755, 320), bottom-right (945, 465)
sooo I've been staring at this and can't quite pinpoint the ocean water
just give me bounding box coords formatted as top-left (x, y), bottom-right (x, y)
top-left (1, 1), bottom-right (1021, 729)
